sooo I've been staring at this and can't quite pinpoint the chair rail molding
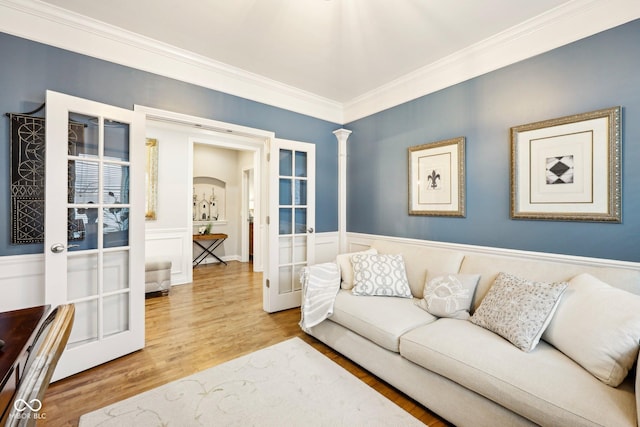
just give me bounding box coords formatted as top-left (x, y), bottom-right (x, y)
top-left (347, 232), bottom-right (640, 271)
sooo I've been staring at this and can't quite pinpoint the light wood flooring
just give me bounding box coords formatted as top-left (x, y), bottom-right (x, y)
top-left (41, 261), bottom-right (451, 426)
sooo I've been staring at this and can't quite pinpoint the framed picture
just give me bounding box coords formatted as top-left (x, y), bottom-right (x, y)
top-left (510, 106), bottom-right (621, 222)
top-left (408, 137), bottom-right (465, 217)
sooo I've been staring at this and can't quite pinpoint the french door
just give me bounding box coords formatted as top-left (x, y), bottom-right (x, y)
top-left (45, 91), bottom-right (145, 380)
top-left (265, 139), bottom-right (316, 312)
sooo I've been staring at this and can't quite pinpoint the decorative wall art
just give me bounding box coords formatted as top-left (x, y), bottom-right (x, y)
top-left (145, 138), bottom-right (158, 220)
top-left (408, 137), bottom-right (466, 217)
top-left (193, 176), bottom-right (226, 222)
top-left (510, 106), bottom-right (621, 222)
top-left (9, 114), bottom-right (46, 244)
top-left (9, 113), bottom-right (85, 244)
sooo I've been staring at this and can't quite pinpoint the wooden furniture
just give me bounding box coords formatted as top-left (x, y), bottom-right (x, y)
top-left (193, 233), bottom-right (228, 266)
top-left (0, 305), bottom-right (49, 423)
top-left (3, 304), bottom-right (74, 427)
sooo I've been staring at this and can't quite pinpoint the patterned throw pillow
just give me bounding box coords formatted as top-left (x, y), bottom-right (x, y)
top-left (416, 274), bottom-right (481, 319)
top-left (351, 254), bottom-right (412, 298)
top-left (470, 272), bottom-right (567, 352)
top-left (336, 248), bottom-right (378, 290)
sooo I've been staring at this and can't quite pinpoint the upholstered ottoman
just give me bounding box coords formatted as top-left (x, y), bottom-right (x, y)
top-left (145, 258), bottom-right (172, 297)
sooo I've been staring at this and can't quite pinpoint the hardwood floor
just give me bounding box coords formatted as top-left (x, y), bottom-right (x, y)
top-left (41, 261), bottom-right (451, 426)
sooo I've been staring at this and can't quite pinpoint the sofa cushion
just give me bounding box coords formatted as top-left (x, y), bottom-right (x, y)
top-left (351, 254), bottom-right (412, 298)
top-left (416, 273), bottom-right (480, 320)
top-left (542, 273), bottom-right (640, 387)
top-left (400, 319), bottom-right (636, 427)
top-left (330, 290), bottom-right (436, 352)
top-left (470, 272), bottom-right (567, 352)
top-left (336, 248), bottom-right (377, 290)
top-left (371, 240), bottom-right (464, 298)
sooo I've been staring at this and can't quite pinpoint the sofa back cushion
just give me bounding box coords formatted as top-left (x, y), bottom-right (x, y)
top-left (542, 273), bottom-right (640, 387)
top-left (371, 240), bottom-right (464, 298)
top-left (459, 253), bottom-right (640, 312)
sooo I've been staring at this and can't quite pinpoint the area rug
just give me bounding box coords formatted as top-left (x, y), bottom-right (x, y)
top-left (79, 337), bottom-right (424, 426)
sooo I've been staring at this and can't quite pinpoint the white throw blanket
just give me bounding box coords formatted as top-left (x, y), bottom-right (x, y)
top-left (299, 262), bottom-right (341, 332)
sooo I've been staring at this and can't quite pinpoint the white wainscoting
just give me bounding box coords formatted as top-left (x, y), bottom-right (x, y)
top-left (145, 228), bottom-right (191, 285)
top-left (346, 232), bottom-right (640, 271)
top-left (314, 232), bottom-right (339, 264)
top-left (0, 254), bottom-right (45, 312)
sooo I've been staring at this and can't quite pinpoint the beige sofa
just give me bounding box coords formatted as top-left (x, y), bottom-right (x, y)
top-left (305, 239), bottom-right (640, 427)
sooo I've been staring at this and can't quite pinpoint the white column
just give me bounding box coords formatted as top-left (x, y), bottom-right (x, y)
top-left (333, 128), bottom-right (352, 254)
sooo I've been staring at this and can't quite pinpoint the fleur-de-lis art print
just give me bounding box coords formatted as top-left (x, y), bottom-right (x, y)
top-left (427, 170), bottom-right (441, 189)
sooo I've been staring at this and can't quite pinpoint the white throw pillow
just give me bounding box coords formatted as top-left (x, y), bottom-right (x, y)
top-left (542, 273), bottom-right (640, 387)
top-left (416, 274), bottom-right (481, 320)
top-left (470, 272), bottom-right (567, 352)
top-left (351, 254), bottom-right (412, 298)
top-left (336, 248), bottom-right (377, 290)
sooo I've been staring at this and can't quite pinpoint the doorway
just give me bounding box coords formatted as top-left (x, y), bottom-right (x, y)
top-left (135, 105), bottom-right (272, 287)
top-left (191, 141), bottom-right (255, 268)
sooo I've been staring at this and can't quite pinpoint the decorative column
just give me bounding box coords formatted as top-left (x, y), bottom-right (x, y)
top-left (333, 128), bottom-right (352, 254)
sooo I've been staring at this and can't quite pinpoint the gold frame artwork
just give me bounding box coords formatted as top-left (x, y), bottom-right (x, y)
top-left (408, 137), bottom-right (466, 217)
top-left (145, 138), bottom-right (158, 220)
top-left (510, 106), bottom-right (621, 222)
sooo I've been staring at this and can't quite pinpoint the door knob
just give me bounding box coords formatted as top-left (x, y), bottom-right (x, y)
top-left (307, 227), bottom-right (314, 234)
top-left (50, 243), bottom-right (65, 253)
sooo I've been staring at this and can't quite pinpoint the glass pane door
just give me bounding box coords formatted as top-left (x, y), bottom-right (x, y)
top-left (45, 90), bottom-right (145, 380)
top-left (266, 139), bottom-right (315, 313)
top-left (66, 113), bottom-right (131, 347)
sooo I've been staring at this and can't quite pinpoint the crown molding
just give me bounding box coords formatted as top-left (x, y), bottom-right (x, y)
top-left (0, 0), bottom-right (638, 125)
top-left (0, 0), bottom-right (345, 123)
top-left (343, 0), bottom-right (640, 123)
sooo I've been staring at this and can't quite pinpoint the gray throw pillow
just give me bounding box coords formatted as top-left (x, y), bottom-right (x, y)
top-left (416, 274), bottom-right (480, 320)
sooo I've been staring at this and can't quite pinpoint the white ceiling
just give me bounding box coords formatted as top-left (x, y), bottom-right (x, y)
top-left (2, 0), bottom-right (639, 122)
top-left (38, 0), bottom-right (570, 102)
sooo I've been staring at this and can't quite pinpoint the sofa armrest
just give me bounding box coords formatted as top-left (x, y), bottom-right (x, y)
top-left (636, 352), bottom-right (640, 426)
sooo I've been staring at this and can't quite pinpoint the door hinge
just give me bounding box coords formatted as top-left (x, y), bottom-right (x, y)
top-left (266, 216), bottom-right (270, 225)
top-left (267, 153), bottom-right (270, 162)
top-left (266, 279), bottom-right (270, 288)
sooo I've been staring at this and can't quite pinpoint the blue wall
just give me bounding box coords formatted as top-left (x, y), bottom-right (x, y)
top-left (0, 32), bottom-right (340, 256)
top-left (346, 19), bottom-right (640, 262)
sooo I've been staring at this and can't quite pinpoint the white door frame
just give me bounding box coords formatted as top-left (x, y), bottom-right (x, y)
top-left (134, 106), bottom-right (273, 282)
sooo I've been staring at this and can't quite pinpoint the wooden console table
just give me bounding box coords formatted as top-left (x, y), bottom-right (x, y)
top-left (0, 305), bottom-right (49, 423)
top-left (193, 233), bottom-right (228, 267)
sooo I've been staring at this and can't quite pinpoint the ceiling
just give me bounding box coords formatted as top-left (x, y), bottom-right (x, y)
top-left (38, 0), bottom-right (570, 102)
top-left (2, 0), bottom-right (638, 122)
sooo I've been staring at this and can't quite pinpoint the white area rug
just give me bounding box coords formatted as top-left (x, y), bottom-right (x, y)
top-left (79, 337), bottom-right (424, 426)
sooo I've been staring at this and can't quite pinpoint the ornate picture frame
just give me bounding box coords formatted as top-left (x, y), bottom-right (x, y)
top-left (145, 138), bottom-right (159, 220)
top-left (510, 106), bottom-right (621, 222)
top-left (408, 137), bottom-right (465, 217)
